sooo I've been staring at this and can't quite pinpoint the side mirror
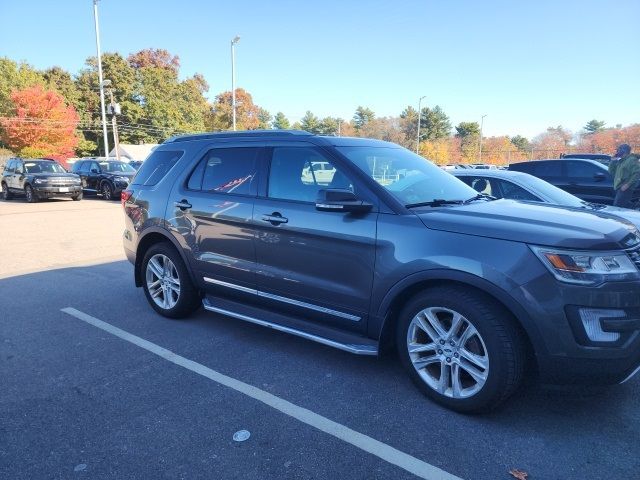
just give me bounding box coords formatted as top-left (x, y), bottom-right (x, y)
top-left (594, 172), bottom-right (606, 182)
top-left (316, 188), bottom-right (372, 213)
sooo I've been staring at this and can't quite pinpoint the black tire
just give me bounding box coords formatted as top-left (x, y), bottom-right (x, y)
top-left (25, 185), bottom-right (38, 203)
top-left (1, 182), bottom-right (12, 200)
top-left (72, 191), bottom-right (83, 201)
top-left (141, 242), bottom-right (201, 319)
top-left (101, 182), bottom-right (113, 201)
top-left (396, 286), bottom-right (526, 413)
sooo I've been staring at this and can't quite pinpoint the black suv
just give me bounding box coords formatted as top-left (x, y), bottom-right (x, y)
top-left (123, 131), bottom-right (640, 412)
top-left (561, 153), bottom-right (612, 165)
top-left (1, 158), bottom-right (82, 202)
top-left (71, 158), bottom-right (136, 200)
top-left (509, 158), bottom-right (639, 205)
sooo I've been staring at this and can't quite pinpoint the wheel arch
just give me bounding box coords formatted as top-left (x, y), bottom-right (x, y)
top-left (375, 270), bottom-right (540, 370)
top-left (134, 228), bottom-right (198, 288)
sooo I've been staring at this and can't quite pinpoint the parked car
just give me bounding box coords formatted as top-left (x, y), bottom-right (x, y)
top-left (122, 131), bottom-right (640, 413)
top-left (561, 153), bottom-right (612, 165)
top-left (72, 158), bottom-right (137, 200)
top-left (1, 158), bottom-right (82, 202)
top-left (508, 158), bottom-right (640, 205)
top-left (128, 160), bottom-right (144, 170)
top-left (453, 169), bottom-right (640, 228)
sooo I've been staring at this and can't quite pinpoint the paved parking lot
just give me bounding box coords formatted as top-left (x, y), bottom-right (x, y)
top-left (1, 197), bottom-right (639, 480)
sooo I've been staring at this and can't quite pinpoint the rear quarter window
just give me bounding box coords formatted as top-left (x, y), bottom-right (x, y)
top-left (131, 150), bottom-right (184, 186)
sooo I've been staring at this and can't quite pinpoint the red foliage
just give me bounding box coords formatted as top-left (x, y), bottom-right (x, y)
top-left (0, 85), bottom-right (79, 163)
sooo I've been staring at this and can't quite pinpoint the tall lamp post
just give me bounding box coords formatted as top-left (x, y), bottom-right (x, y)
top-left (231, 35), bottom-right (240, 131)
top-left (103, 79), bottom-right (121, 161)
top-left (416, 95), bottom-right (426, 154)
top-left (478, 114), bottom-right (487, 163)
top-left (92, 0), bottom-right (109, 158)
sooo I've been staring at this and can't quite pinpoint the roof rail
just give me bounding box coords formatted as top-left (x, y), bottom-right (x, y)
top-left (164, 129), bottom-right (313, 144)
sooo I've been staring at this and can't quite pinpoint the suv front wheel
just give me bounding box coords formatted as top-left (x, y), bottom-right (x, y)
top-left (141, 243), bottom-right (200, 318)
top-left (396, 286), bottom-right (525, 413)
top-left (1, 182), bottom-right (12, 200)
top-left (101, 182), bottom-right (114, 201)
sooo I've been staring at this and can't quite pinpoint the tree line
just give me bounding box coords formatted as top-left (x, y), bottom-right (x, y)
top-left (0, 49), bottom-right (638, 165)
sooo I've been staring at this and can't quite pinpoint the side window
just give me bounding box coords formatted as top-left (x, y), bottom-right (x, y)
top-left (467, 177), bottom-right (496, 197)
top-left (187, 147), bottom-right (259, 195)
top-left (5, 160), bottom-right (15, 173)
top-left (90, 162), bottom-right (100, 173)
top-left (71, 161), bottom-right (83, 173)
top-left (566, 161), bottom-right (601, 179)
top-left (14, 161), bottom-right (24, 174)
top-left (268, 147), bottom-right (353, 203)
top-left (534, 162), bottom-right (562, 177)
top-left (132, 150), bottom-right (183, 186)
top-left (496, 179), bottom-right (541, 202)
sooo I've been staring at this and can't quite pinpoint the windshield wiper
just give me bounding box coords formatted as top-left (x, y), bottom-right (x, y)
top-left (405, 199), bottom-right (465, 208)
top-left (462, 193), bottom-right (496, 204)
top-left (582, 201), bottom-right (607, 210)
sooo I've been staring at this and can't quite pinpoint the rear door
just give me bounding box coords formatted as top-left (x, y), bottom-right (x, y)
top-left (565, 160), bottom-right (614, 203)
top-left (252, 145), bottom-right (377, 333)
top-left (3, 160), bottom-right (15, 191)
top-left (13, 160), bottom-right (25, 190)
top-left (168, 145), bottom-right (262, 298)
top-left (86, 161), bottom-right (102, 190)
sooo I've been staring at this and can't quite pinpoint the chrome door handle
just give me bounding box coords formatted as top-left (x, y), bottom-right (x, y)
top-left (261, 213), bottom-right (288, 225)
top-left (175, 199), bottom-right (192, 210)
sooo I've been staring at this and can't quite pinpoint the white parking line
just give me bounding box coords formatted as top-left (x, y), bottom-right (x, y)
top-left (61, 307), bottom-right (462, 480)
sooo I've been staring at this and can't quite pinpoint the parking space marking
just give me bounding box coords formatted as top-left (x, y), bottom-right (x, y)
top-left (61, 307), bottom-right (462, 480)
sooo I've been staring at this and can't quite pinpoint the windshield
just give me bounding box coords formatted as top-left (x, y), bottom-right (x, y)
top-left (99, 161), bottom-right (136, 173)
top-left (518, 174), bottom-right (585, 207)
top-left (23, 161), bottom-right (67, 174)
top-left (336, 146), bottom-right (477, 206)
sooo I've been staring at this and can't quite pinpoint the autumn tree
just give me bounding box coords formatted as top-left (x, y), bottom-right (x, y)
top-left (0, 57), bottom-right (44, 117)
top-left (358, 117), bottom-right (406, 144)
top-left (127, 48), bottom-right (180, 75)
top-left (455, 122), bottom-right (480, 163)
top-left (0, 85), bottom-right (79, 162)
top-left (272, 112), bottom-right (290, 129)
top-left (584, 119), bottom-right (606, 134)
top-left (532, 126), bottom-right (573, 157)
top-left (353, 106), bottom-right (375, 131)
top-left (207, 88), bottom-right (261, 131)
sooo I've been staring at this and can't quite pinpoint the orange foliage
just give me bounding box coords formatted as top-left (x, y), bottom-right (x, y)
top-left (0, 85), bottom-right (79, 163)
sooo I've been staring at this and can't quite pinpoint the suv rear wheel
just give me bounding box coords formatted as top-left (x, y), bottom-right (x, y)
top-left (141, 243), bottom-right (200, 319)
top-left (396, 286), bottom-right (525, 413)
top-left (1, 182), bottom-right (12, 200)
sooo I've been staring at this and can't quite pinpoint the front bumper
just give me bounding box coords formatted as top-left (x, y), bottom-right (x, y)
top-left (33, 185), bottom-right (82, 197)
top-left (517, 275), bottom-right (640, 385)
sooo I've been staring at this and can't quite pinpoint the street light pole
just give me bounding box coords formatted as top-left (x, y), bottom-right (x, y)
top-left (105, 85), bottom-right (121, 161)
top-left (478, 114), bottom-right (487, 163)
top-left (416, 95), bottom-right (426, 154)
top-left (92, 0), bottom-right (109, 158)
top-left (231, 36), bottom-right (240, 131)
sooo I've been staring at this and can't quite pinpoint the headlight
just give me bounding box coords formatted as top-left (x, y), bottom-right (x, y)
top-left (34, 178), bottom-right (47, 184)
top-left (114, 176), bottom-right (129, 183)
top-left (530, 245), bottom-right (640, 285)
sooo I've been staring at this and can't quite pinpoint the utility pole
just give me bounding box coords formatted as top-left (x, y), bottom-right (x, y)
top-left (92, 0), bottom-right (109, 158)
top-left (104, 81), bottom-right (121, 160)
top-left (231, 36), bottom-right (240, 131)
top-left (478, 114), bottom-right (487, 163)
top-left (416, 96), bottom-right (426, 154)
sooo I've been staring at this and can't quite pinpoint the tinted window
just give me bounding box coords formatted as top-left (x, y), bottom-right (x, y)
top-left (99, 161), bottom-right (135, 173)
top-left (71, 161), bottom-right (82, 173)
top-left (495, 179), bottom-right (541, 201)
top-left (188, 148), bottom-right (259, 195)
top-left (566, 161), bottom-right (604, 179)
top-left (14, 162), bottom-right (24, 174)
top-left (90, 162), bottom-right (100, 173)
top-left (132, 150), bottom-right (183, 186)
top-left (533, 162), bottom-right (562, 177)
top-left (24, 161), bottom-right (66, 174)
top-left (268, 147), bottom-right (352, 203)
top-left (5, 160), bottom-right (15, 173)
top-left (462, 176), bottom-right (496, 196)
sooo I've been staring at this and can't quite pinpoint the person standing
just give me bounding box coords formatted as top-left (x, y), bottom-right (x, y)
top-left (609, 144), bottom-right (639, 208)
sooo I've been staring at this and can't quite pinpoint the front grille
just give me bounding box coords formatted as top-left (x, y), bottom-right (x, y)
top-left (626, 245), bottom-right (640, 270)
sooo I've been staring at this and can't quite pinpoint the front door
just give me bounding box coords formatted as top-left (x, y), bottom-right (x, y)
top-left (253, 146), bottom-right (377, 332)
top-left (168, 145), bottom-right (262, 296)
top-left (86, 161), bottom-right (101, 190)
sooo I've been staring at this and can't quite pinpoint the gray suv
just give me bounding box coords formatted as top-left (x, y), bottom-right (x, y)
top-left (123, 131), bottom-right (640, 412)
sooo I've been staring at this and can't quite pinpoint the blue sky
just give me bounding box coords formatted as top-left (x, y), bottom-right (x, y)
top-left (1, 0), bottom-right (638, 138)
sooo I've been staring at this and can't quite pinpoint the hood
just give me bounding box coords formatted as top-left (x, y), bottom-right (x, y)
top-left (416, 199), bottom-right (638, 250)
top-left (30, 172), bottom-right (79, 179)
top-left (597, 205), bottom-right (640, 231)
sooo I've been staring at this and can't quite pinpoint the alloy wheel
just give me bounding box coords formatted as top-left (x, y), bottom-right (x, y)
top-left (145, 254), bottom-right (181, 310)
top-left (406, 307), bottom-right (489, 399)
top-left (102, 183), bottom-right (112, 200)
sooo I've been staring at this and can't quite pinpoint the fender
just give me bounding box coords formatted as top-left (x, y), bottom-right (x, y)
top-left (371, 268), bottom-right (545, 351)
top-left (134, 226), bottom-right (199, 288)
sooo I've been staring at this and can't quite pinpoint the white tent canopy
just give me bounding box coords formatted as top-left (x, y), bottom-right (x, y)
top-left (109, 144), bottom-right (159, 162)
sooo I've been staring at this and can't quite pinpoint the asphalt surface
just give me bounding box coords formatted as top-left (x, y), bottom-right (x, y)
top-left (1, 196), bottom-right (639, 480)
